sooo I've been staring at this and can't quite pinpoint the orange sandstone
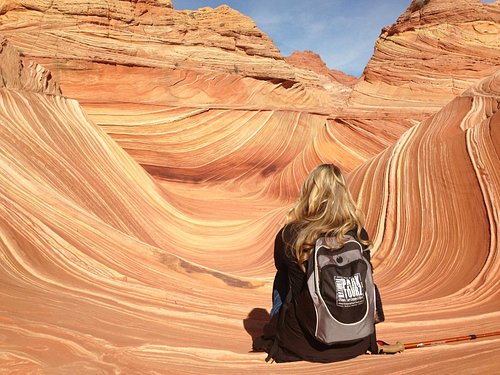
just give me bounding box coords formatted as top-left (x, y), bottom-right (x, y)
top-left (0, 0), bottom-right (499, 373)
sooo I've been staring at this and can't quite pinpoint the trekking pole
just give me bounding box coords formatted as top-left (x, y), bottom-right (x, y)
top-left (403, 331), bottom-right (500, 350)
top-left (377, 331), bottom-right (500, 354)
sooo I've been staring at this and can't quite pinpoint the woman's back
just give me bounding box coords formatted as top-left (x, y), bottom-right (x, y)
top-left (256, 164), bottom-right (379, 363)
top-left (267, 223), bottom-right (375, 363)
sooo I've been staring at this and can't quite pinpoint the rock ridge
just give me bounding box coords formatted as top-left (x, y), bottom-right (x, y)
top-left (0, 35), bottom-right (61, 95)
top-left (286, 50), bottom-right (358, 87)
top-left (350, 0), bottom-right (500, 109)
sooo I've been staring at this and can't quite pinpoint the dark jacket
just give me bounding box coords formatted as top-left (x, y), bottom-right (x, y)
top-left (256, 223), bottom-right (378, 363)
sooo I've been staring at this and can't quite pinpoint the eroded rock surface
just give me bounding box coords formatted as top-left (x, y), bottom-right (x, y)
top-left (0, 36), bottom-right (61, 95)
top-left (286, 50), bottom-right (358, 86)
top-left (0, 0), bottom-right (499, 373)
top-left (350, 0), bottom-right (500, 109)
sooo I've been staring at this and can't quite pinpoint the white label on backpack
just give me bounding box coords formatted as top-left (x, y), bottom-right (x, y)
top-left (334, 273), bottom-right (364, 307)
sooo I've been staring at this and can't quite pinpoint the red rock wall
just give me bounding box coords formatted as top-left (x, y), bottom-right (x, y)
top-left (0, 0), bottom-right (499, 373)
top-left (286, 50), bottom-right (359, 86)
top-left (350, 0), bottom-right (500, 109)
top-left (0, 36), bottom-right (61, 95)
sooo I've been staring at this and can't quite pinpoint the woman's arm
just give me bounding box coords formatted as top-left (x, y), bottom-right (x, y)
top-left (270, 228), bottom-right (289, 317)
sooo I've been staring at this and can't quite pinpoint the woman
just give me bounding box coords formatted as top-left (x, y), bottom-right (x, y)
top-left (255, 164), bottom-right (379, 362)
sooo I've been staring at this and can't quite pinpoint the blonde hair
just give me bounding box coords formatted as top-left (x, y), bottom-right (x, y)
top-left (287, 164), bottom-right (370, 271)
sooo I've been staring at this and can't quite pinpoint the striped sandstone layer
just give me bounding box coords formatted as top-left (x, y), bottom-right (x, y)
top-left (286, 50), bottom-right (359, 87)
top-left (2, 0), bottom-right (498, 177)
top-left (1, 42), bottom-right (498, 374)
top-left (0, 0), bottom-right (378, 180)
top-left (329, 0), bottom-right (500, 156)
top-left (1, 37), bottom-right (499, 373)
top-left (0, 0), bottom-right (499, 373)
top-left (350, 0), bottom-right (500, 109)
top-left (0, 35), bottom-right (60, 95)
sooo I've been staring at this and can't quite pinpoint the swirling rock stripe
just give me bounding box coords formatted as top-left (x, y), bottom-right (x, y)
top-left (3, 88), bottom-right (305, 281)
top-left (0, 1), bottom-right (499, 373)
top-left (348, 73), bottom-right (500, 343)
top-left (0, 1), bottom-right (333, 89)
top-left (0, 36), bottom-right (61, 95)
top-left (2, 70), bottom-right (499, 372)
top-left (0, 87), bottom-right (284, 372)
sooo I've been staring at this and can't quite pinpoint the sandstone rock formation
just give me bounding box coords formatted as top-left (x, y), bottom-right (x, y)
top-left (0, 0), bottom-right (337, 90)
top-left (350, 70), bottom-right (500, 309)
top-left (0, 0), bottom-right (499, 373)
top-left (286, 50), bottom-right (358, 86)
top-left (0, 36), bottom-right (61, 95)
top-left (331, 0), bottom-right (500, 173)
top-left (350, 0), bottom-right (500, 109)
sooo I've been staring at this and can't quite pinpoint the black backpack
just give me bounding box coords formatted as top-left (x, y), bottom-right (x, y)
top-left (295, 233), bottom-right (383, 344)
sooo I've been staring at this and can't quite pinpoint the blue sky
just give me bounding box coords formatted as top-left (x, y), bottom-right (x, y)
top-left (174, 0), bottom-right (412, 77)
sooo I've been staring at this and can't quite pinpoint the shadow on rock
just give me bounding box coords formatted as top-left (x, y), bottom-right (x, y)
top-left (243, 308), bottom-right (270, 343)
